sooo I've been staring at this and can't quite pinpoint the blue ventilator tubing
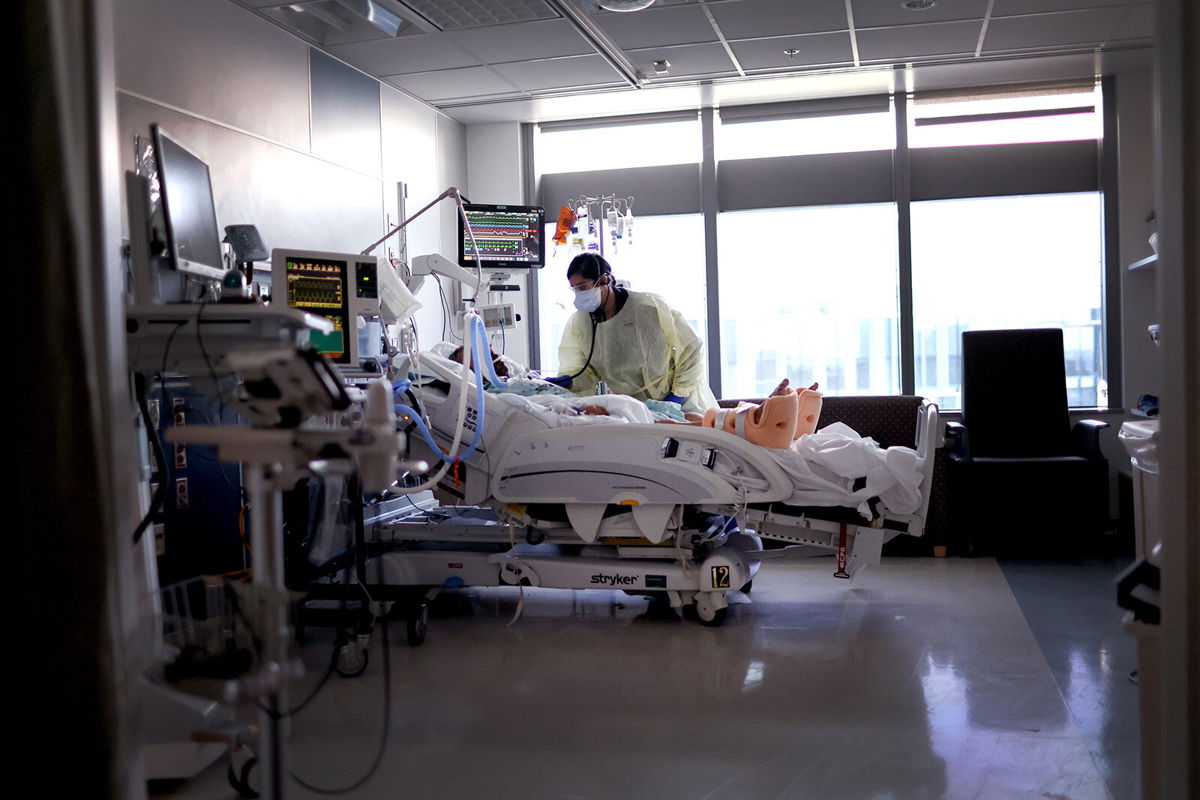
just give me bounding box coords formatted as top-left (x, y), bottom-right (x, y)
top-left (469, 314), bottom-right (508, 387)
top-left (393, 315), bottom-right (498, 463)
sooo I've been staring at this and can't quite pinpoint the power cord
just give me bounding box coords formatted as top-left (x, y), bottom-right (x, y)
top-left (132, 319), bottom-right (186, 545)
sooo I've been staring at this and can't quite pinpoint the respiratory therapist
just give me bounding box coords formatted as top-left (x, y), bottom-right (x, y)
top-left (546, 254), bottom-right (718, 414)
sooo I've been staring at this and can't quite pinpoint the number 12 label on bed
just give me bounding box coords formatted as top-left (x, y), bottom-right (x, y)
top-left (710, 565), bottom-right (731, 589)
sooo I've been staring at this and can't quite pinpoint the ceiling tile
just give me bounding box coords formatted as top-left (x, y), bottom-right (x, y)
top-left (1108, 3), bottom-right (1155, 41)
top-left (707, 0), bottom-right (850, 40)
top-left (993, 0), bottom-right (1131, 15)
top-left (383, 66), bottom-right (523, 101)
top-left (491, 54), bottom-right (627, 92)
top-left (447, 18), bottom-right (597, 62)
top-left (328, 33), bottom-right (482, 75)
top-left (400, 0), bottom-right (559, 29)
top-left (592, 4), bottom-right (720, 49)
top-left (728, 31), bottom-right (855, 70)
top-left (983, 7), bottom-right (1128, 51)
top-left (857, 19), bottom-right (983, 61)
top-left (627, 42), bottom-right (739, 78)
top-left (851, 0), bottom-right (990, 29)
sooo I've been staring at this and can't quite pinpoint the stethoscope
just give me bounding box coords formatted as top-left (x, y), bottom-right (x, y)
top-left (562, 276), bottom-right (614, 381)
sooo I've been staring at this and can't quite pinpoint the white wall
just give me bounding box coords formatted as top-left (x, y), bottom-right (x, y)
top-left (465, 122), bottom-right (534, 365)
top-left (1116, 69), bottom-right (1160, 409)
top-left (113, 0), bottom-right (467, 346)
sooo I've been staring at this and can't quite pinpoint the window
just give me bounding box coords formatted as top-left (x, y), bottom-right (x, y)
top-left (909, 86), bottom-right (1101, 149)
top-left (717, 204), bottom-right (900, 399)
top-left (537, 214), bottom-right (707, 376)
top-left (910, 193), bottom-right (1105, 409)
top-left (716, 110), bottom-right (895, 161)
top-left (536, 117), bottom-right (701, 175)
top-left (531, 85), bottom-right (1113, 408)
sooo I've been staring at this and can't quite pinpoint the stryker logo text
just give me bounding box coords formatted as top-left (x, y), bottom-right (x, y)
top-left (590, 573), bottom-right (636, 586)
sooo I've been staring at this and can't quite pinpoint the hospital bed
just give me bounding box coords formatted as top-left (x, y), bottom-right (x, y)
top-left (306, 354), bottom-right (940, 631)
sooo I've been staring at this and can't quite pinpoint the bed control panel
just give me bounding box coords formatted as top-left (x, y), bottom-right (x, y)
top-left (660, 437), bottom-right (718, 469)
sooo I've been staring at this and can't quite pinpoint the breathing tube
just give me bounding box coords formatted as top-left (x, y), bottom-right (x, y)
top-left (391, 314), bottom-right (502, 466)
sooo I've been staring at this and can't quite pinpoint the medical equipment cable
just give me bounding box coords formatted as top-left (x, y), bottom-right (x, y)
top-left (133, 374), bottom-right (170, 545)
top-left (503, 520), bottom-right (527, 628)
top-left (277, 582), bottom-right (357, 718)
top-left (131, 318), bottom-right (186, 544)
top-left (436, 275), bottom-right (458, 340)
top-left (287, 527), bottom-right (394, 793)
top-left (289, 619), bottom-right (393, 795)
top-left (193, 298), bottom-right (228, 421)
top-left (454, 191), bottom-right (486, 300)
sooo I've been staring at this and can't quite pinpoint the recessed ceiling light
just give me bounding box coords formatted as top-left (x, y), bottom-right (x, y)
top-left (902, 0), bottom-right (937, 10)
top-left (599, 0), bottom-right (657, 11)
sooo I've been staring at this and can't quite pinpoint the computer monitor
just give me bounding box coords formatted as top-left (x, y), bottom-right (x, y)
top-left (150, 124), bottom-right (226, 281)
top-left (458, 204), bottom-right (545, 269)
top-left (270, 249), bottom-right (381, 368)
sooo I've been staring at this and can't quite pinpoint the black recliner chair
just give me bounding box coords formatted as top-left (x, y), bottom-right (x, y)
top-left (945, 328), bottom-right (1109, 556)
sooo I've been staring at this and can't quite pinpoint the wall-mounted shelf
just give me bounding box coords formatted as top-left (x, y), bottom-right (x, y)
top-left (1129, 254), bottom-right (1158, 271)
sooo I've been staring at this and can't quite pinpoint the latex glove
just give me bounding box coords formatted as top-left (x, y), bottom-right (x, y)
top-left (543, 375), bottom-right (574, 388)
top-left (663, 392), bottom-right (686, 405)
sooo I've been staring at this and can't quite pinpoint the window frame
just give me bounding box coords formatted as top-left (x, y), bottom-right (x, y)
top-left (526, 80), bottom-right (1118, 410)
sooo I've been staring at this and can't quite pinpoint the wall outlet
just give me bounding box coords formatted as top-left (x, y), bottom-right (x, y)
top-left (175, 477), bottom-right (189, 509)
top-left (174, 443), bottom-right (187, 470)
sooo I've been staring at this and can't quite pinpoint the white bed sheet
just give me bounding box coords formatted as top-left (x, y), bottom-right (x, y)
top-left (461, 388), bottom-right (924, 517)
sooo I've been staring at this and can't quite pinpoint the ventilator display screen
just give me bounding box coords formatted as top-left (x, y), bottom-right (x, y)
top-left (458, 204), bottom-right (545, 268)
top-left (283, 256), bottom-right (351, 363)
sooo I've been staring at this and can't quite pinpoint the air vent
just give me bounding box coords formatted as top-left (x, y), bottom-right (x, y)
top-left (398, 0), bottom-right (560, 30)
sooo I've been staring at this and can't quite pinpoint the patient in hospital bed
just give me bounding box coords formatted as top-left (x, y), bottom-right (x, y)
top-left (436, 346), bottom-right (923, 516)
top-left (448, 345), bottom-right (822, 435)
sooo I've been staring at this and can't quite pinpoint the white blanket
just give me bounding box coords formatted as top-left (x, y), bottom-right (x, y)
top-left (767, 422), bottom-right (925, 517)
top-left (472, 390), bottom-right (924, 518)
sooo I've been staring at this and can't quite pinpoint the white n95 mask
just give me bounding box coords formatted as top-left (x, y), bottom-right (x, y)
top-left (573, 286), bottom-right (602, 313)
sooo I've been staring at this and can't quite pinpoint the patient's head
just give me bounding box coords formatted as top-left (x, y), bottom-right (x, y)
top-left (449, 345), bottom-right (509, 378)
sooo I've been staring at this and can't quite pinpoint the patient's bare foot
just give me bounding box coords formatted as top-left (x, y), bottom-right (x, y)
top-left (769, 378), bottom-right (791, 397)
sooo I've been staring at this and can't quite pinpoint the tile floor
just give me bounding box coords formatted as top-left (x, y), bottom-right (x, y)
top-left (154, 556), bottom-right (1139, 799)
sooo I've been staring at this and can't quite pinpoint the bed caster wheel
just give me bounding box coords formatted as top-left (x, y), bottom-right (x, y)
top-left (335, 641), bottom-right (369, 677)
top-left (694, 594), bottom-right (728, 627)
top-left (525, 526), bottom-right (545, 545)
top-left (227, 752), bottom-right (259, 798)
top-left (407, 601), bottom-right (429, 646)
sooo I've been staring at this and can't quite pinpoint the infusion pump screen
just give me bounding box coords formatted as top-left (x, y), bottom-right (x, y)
top-left (284, 256), bottom-right (349, 363)
top-left (460, 206), bottom-right (544, 266)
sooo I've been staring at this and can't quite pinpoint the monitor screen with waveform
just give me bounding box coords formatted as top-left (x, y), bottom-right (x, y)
top-left (458, 204), bottom-right (545, 269)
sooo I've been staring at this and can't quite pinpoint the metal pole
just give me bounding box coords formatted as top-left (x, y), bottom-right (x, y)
top-left (245, 463), bottom-right (287, 800)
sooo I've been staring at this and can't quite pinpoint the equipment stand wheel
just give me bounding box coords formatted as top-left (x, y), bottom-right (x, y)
top-left (407, 601), bottom-right (429, 646)
top-left (227, 753), bottom-right (259, 799)
top-left (335, 637), bottom-right (370, 677)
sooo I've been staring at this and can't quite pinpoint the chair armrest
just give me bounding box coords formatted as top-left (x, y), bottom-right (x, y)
top-left (944, 421), bottom-right (969, 460)
top-left (1071, 419), bottom-right (1109, 460)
